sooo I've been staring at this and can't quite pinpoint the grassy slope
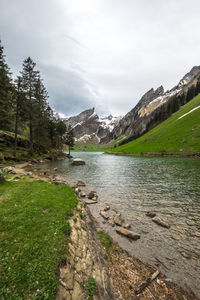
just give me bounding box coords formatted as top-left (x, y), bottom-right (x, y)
top-left (72, 143), bottom-right (111, 152)
top-left (109, 94), bottom-right (200, 155)
top-left (0, 176), bottom-right (77, 299)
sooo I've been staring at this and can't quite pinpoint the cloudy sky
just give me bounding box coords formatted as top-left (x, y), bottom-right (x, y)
top-left (1, 0), bottom-right (200, 117)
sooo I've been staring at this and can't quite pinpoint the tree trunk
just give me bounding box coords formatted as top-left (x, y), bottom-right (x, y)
top-left (13, 104), bottom-right (19, 159)
top-left (29, 114), bottom-right (33, 155)
top-left (69, 145), bottom-right (71, 156)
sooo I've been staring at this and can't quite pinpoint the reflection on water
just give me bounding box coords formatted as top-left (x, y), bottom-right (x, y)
top-left (39, 153), bottom-right (200, 296)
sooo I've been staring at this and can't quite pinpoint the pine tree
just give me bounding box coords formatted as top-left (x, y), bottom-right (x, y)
top-left (13, 76), bottom-right (26, 158)
top-left (56, 120), bottom-right (67, 150)
top-left (33, 74), bottom-right (49, 152)
top-left (65, 125), bottom-right (74, 156)
top-left (21, 57), bottom-right (39, 155)
top-left (0, 40), bottom-right (13, 130)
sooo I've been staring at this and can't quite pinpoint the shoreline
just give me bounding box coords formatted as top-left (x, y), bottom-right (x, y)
top-left (105, 151), bottom-right (200, 159)
top-left (5, 160), bottom-right (199, 299)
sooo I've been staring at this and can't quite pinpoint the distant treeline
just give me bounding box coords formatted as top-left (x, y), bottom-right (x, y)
top-left (117, 77), bottom-right (200, 147)
top-left (0, 40), bottom-right (73, 158)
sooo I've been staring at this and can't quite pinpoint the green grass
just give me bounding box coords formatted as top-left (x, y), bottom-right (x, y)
top-left (109, 94), bottom-right (200, 156)
top-left (98, 231), bottom-right (113, 255)
top-left (0, 178), bottom-right (77, 299)
top-left (72, 143), bottom-right (110, 152)
top-left (86, 277), bottom-right (96, 300)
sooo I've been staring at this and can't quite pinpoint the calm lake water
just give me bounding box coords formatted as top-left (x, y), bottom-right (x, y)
top-left (39, 152), bottom-right (200, 296)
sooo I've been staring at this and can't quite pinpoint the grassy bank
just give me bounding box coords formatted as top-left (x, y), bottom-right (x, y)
top-left (72, 142), bottom-right (110, 152)
top-left (0, 175), bottom-right (77, 299)
top-left (109, 94), bottom-right (200, 156)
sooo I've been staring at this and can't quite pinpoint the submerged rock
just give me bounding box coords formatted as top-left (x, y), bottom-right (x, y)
top-left (116, 228), bottom-right (140, 240)
top-left (114, 215), bottom-right (124, 226)
top-left (100, 210), bottom-right (109, 220)
top-left (72, 158), bottom-right (85, 166)
top-left (152, 216), bottom-right (170, 228)
top-left (77, 180), bottom-right (86, 187)
top-left (146, 211), bottom-right (156, 218)
top-left (85, 199), bottom-right (97, 205)
top-left (87, 191), bottom-right (96, 199)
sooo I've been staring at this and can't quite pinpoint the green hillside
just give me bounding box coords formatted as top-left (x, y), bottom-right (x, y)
top-left (109, 94), bottom-right (200, 156)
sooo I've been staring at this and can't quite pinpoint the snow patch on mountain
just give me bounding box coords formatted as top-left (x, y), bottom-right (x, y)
top-left (178, 105), bottom-right (200, 120)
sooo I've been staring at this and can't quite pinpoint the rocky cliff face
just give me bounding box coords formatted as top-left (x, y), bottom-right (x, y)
top-left (63, 108), bottom-right (119, 144)
top-left (112, 66), bottom-right (200, 141)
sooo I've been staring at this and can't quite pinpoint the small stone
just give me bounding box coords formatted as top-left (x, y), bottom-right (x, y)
top-left (114, 215), bottom-right (124, 226)
top-left (152, 216), bottom-right (170, 228)
top-left (75, 188), bottom-right (81, 195)
top-left (26, 171), bottom-right (32, 176)
top-left (146, 211), bottom-right (156, 218)
top-left (72, 158), bottom-right (85, 165)
top-left (80, 191), bottom-right (86, 198)
top-left (107, 219), bottom-right (115, 227)
top-left (103, 204), bottom-right (110, 211)
top-left (123, 223), bottom-right (131, 229)
top-left (116, 228), bottom-right (140, 240)
top-left (100, 210), bottom-right (109, 220)
top-left (54, 167), bottom-right (58, 171)
top-left (85, 199), bottom-right (97, 205)
top-left (77, 180), bottom-right (86, 187)
top-left (87, 191), bottom-right (96, 199)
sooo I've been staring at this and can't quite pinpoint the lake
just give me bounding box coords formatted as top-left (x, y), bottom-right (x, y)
top-left (38, 152), bottom-right (200, 297)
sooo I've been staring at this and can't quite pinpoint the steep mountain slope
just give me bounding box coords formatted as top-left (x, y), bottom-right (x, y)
top-left (112, 66), bottom-right (200, 142)
top-left (110, 93), bottom-right (200, 156)
top-left (63, 108), bottom-right (119, 144)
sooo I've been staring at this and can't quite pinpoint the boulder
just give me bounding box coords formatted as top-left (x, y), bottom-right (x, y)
top-left (85, 199), bottom-right (98, 205)
top-left (3, 166), bottom-right (16, 174)
top-left (72, 158), bottom-right (85, 166)
top-left (146, 211), bottom-right (156, 218)
top-left (0, 171), bottom-right (5, 183)
top-left (79, 191), bottom-right (86, 198)
top-left (114, 215), bottom-right (124, 226)
top-left (152, 216), bottom-right (170, 228)
top-left (100, 210), bottom-right (109, 220)
top-left (116, 228), bottom-right (140, 240)
top-left (87, 191), bottom-right (96, 199)
top-left (77, 180), bottom-right (86, 187)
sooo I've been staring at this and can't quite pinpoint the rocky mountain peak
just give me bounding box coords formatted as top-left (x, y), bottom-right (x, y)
top-left (180, 66), bottom-right (200, 84)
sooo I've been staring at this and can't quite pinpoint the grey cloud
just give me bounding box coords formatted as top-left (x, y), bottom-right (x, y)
top-left (1, 0), bottom-right (200, 117)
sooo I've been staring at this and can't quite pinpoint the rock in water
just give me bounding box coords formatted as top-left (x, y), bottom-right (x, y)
top-left (0, 171), bottom-right (5, 183)
top-left (85, 199), bottom-right (97, 205)
top-left (116, 228), bottom-right (140, 240)
top-left (114, 215), bottom-right (124, 226)
top-left (146, 211), bottom-right (156, 218)
top-left (87, 191), bottom-right (96, 199)
top-left (72, 158), bottom-right (85, 166)
top-left (152, 216), bottom-right (170, 228)
top-left (100, 210), bottom-right (109, 220)
top-left (77, 180), bottom-right (86, 187)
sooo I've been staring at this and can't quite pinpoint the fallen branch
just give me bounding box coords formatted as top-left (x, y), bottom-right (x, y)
top-left (135, 270), bottom-right (160, 295)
